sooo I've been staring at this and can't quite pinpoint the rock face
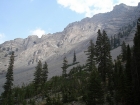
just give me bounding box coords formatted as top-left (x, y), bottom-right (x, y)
top-left (0, 3), bottom-right (139, 92)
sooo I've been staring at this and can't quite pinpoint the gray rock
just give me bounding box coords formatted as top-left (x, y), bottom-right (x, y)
top-left (0, 3), bottom-right (139, 94)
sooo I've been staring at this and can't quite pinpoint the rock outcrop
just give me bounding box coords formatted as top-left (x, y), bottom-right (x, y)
top-left (0, 3), bottom-right (139, 93)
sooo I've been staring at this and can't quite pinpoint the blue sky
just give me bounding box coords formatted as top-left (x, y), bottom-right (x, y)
top-left (0, 0), bottom-right (139, 43)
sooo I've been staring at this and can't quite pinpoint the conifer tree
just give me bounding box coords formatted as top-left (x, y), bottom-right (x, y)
top-left (62, 56), bottom-right (68, 78)
top-left (73, 50), bottom-right (76, 63)
top-left (113, 59), bottom-right (123, 104)
top-left (33, 60), bottom-right (42, 92)
top-left (95, 30), bottom-right (113, 104)
top-left (125, 45), bottom-right (133, 105)
top-left (85, 40), bottom-right (96, 71)
top-left (86, 68), bottom-right (104, 105)
top-left (96, 30), bottom-right (112, 83)
top-left (131, 18), bottom-right (140, 104)
top-left (113, 58), bottom-right (130, 105)
top-left (117, 65), bottom-right (127, 104)
top-left (1, 51), bottom-right (15, 105)
top-left (41, 62), bottom-right (48, 85)
top-left (125, 45), bottom-right (132, 82)
top-left (95, 29), bottom-right (102, 63)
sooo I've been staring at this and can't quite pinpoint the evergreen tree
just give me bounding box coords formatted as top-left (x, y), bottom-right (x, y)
top-left (113, 59), bottom-right (122, 104)
top-left (131, 18), bottom-right (140, 104)
top-left (41, 62), bottom-right (48, 85)
top-left (117, 65), bottom-right (127, 105)
top-left (86, 68), bottom-right (104, 105)
top-left (125, 45), bottom-right (133, 105)
top-left (85, 40), bottom-right (96, 71)
top-left (113, 57), bottom-right (133, 105)
top-left (61, 56), bottom-right (68, 78)
top-left (73, 50), bottom-right (76, 63)
top-left (95, 29), bottom-right (102, 63)
top-left (125, 45), bottom-right (132, 83)
top-left (113, 58), bottom-right (132, 105)
top-left (96, 30), bottom-right (112, 83)
top-left (33, 60), bottom-right (42, 92)
top-left (1, 51), bottom-right (15, 105)
top-left (95, 30), bottom-right (113, 104)
top-left (121, 41), bottom-right (127, 61)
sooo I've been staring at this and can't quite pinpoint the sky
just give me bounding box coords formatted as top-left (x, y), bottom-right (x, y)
top-left (0, 0), bottom-right (139, 43)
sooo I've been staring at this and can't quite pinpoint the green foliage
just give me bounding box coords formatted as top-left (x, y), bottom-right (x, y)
top-left (86, 69), bottom-right (104, 105)
top-left (131, 18), bottom-right (140, 104)
top-left (95, 29), bottom-right (102, 63)
top-left (124, 45), bottom-right (133, 105)
top-left (73, 50), bottom-right (76, 63)
top-left (41, 62), bottom-right (48, 85)
top-left (95, 30), bottom-right (114, 104)
top-left (1, 25), bottom-right (139, 105)
top-left (1, 51), bottom-right (15, 105)
top-left (96, 30), bottom-right (113, 83)
top-left (46, 95), bottom-right (63, 105)
top-left (113, 45), bottom-right (134, 105)
top-left (33, 60), bottom-right (42, 92)
top-left (85, 40), bottom-right (96, 71)
top-left (61, 56), bottom-right (68, 78)
top-left (110, 34), bottom-right (121, 49)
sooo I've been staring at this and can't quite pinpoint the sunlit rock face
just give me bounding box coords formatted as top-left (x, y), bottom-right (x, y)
top-left (0, 3), bottom-right (139, 93)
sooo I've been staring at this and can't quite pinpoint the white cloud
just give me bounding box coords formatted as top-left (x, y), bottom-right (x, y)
top-left (0, 33), bottom-right (5, 44)
top-left (57, 0), bottom-right (140, 17)
top-left (30, 28), bottom-right (46, 38)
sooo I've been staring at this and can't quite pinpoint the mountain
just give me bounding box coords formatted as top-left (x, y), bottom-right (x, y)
top-left (0, 3), bottom-right (139, 93)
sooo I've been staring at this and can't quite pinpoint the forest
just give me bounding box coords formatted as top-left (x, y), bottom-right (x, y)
top-left (0, 18), bottom-right (140, 105)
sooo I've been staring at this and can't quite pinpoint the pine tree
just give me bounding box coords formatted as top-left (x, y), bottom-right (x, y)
top-left (33, 60), bottom-right (42, 92)
top-left (125, 45), bottom-right (133, 105)
top-left (112, 58), bottom-right (132, 104)
top-left (95, 30), bottom-right (113, 104)
top-left (1, 51), bottom-right (15, 105)
top-left (85, 40), bottom-right (96, 71)
top-left (131, 18), bottom-right (140, 104)
top-left (96, 30), bottom-right (112, 83)
top-left (61, 56), bottom-right (68, 78)
top-left (117, 66), bottom-right (127, 104)
top-left (125, 45), bottom-right (132, 83)
top-left (86, 68), bottom-right (104, 105)
top-left (73, 50), bottom-right (76, 64)
top-left (41, 62), bottom-right (48, 85)
top-left (113, 59), bottom-right (122, 104)
top-left (95, 29), bottom-right (102, 63)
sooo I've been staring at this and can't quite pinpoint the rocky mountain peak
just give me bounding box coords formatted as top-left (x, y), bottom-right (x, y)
top-left (138, 2), bottom-right (140, 6)
top-left (0, 3), bottom-right (139, 93)
top-left (27, 35), bottom-right (38, 40)
top-left (113, 3), bottom-right (134, 11)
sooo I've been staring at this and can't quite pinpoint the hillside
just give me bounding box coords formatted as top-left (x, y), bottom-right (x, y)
top-left (0, 3), bottom-right (140, 94)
